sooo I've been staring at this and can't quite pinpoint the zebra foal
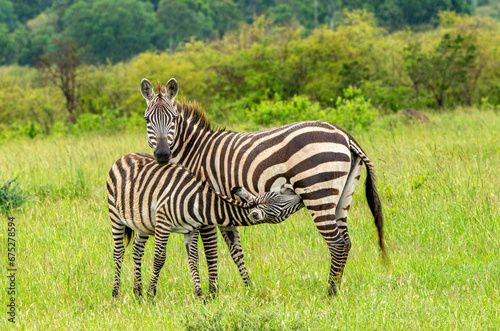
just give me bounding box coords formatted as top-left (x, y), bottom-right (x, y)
top-left (140, 78), bottom-right (386, 295)
top-left (108, 153), bottom-right (302, 299)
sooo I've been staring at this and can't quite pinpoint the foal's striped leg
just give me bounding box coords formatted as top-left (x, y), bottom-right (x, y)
top-left (110, 216), bottom-right (126, 298)
top-left (132, 233), bottom-right (150, 297)
top-left (147, 219), bottom-right (170, 300)
top-left (184, 230), bottom-right (203, 297)
top-left (220, 227), bottom-right (251, 286)
top-left (200, 226), bottom-right (219, 295)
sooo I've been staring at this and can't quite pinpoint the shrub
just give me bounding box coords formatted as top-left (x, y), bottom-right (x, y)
top-left (246, 86), bottom-right (378, 131)
top-left (246, 94), bottom-right (328, 129)
top-left (0, 177), bottom-right (26, 215)
top-left (71, 108), bottom-right (144, 136)
top-left (334, 86), bottom-right (379, 131)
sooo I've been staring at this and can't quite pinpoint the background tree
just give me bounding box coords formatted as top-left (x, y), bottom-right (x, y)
top-left (157, 0), bottom-right (212, 53)
top-left (427, 33), bottom-right (477, 108)
top-left (403, 42), bottom-right (429, 103)
top-left (211, 0), bottom-right (243, 36)
top-left (0, 24), bottom-right (16, 64)
top-left (0, 0), bottom-right (20, 30)
top-left (341, 0), bottom-right (472, 30)
top-left (235, 0), bottom-right (273, 22)
top-left (62, 0), bottom-right (157, 63)
top-left (37, 40), bottom-right (82, 124)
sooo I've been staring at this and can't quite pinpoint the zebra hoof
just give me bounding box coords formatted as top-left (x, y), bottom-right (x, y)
top-left (194, 287), bottom-right (204, 298)
top-left (112, 289), bottom-right (119, 298)
top-left (243, 278), bottom-right (253, 288)
top-left (208, 286), bottom-right (219, 299)
top-left (133, 286), bottom-right (143, 298)
top-left (328, 285), bottom-right (339, 296)
top-left (147, 295), bottom-right (156, 305)
top-left (147, 287), bottom-right (157, 304)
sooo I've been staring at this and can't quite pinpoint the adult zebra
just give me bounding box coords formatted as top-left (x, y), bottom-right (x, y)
top-left (108, 153), bottom-right (303, 299)
top-left (140, 78), bottom-right (385, 295)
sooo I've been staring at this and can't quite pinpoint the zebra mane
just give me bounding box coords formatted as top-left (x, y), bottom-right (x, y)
top-left (179, 100), bottom-right (227, 133)
top-left (156, 82), bottom-right (167, 99)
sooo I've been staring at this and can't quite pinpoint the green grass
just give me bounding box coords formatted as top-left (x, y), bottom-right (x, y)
top-left (0, 109), bottom-right (499, 330)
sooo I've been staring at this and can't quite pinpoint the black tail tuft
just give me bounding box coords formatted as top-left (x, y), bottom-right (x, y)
top-left (364, 165), bottom-right (386, 258)
top-left (124, 226), bottom-right (134, 247)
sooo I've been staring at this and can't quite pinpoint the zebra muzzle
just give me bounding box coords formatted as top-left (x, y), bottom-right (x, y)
top-left (154, 137), bottom-right (171, 164)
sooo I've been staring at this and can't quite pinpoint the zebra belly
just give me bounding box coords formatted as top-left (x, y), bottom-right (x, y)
top-left (119, 213), bottom-right (156, 236)
top-left (167, 226), bottom-right (192, 234)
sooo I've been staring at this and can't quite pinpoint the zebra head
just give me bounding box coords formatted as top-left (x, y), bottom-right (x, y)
top-left (140, 78), bottom-right (179, 164)
top-left (232, 186), bottom-right (304, 224)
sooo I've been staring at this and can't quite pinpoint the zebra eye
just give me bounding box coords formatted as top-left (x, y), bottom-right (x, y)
top-left (250, 210), bottom-right (262, 222)
top-left (144, 117), bottom-right (150, 123)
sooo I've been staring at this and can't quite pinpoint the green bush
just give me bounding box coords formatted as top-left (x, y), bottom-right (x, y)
top-left (0, 122), bottom-right (41, 140)
top-left (246, 94), bottom-right (328, 129)
top-left (71, 113), bottom-right (102, 136)
top-left (246, 86), bottom-right (378, 131)
top-left (71, 108), bottom-right (144, 136)
top-left (334, 86), bottom-right (379, 131)
top-left (0, 177), bottom-right (26, 215)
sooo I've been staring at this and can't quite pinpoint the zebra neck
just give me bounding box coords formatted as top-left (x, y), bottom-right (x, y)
top-left (172, 117), bottom-right (227, 173)
top-left (172, 117), bottom-right (207, 160)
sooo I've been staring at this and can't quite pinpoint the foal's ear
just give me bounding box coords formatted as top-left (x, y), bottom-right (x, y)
top-left (280, 184), bottom-right (296, 196)
top-left (231, 187), bottom-right (256, 202)
top-left (165, 78), bottom-right (178, 101)
top-left (140, 78), bottom-right (155, 102)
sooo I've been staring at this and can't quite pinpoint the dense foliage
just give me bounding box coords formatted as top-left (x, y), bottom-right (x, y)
top-left (1, 10), bottom-right (499, 139)
top-left (0, 0), bottom-right (493, 65)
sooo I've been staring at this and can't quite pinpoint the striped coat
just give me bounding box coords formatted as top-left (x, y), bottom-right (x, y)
top-left (107, 153), bottom-right (302, 298)
top-left (140, 78), bottom-right (385, 295)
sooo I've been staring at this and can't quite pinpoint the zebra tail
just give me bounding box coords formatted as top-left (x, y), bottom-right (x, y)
top-left (124, 226), bottom-right (134, 247)
top-left (364, 163), bottom-right (386, 258)
top-left (349, 142), bottom-right (387, 259)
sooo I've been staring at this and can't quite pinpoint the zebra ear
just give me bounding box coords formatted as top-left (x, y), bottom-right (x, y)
top-left (140, 79), bottom-right (155, 102)
top-left (231, 187), bottom-right (256, 202)
top-left (280, 184), bottom-right (296, 195)
top-left (165, 78), bottom-right (178, 101)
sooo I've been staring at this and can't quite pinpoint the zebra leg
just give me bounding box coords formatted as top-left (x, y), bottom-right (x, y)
top-left (220, 227), bottom-right (251, 287)
top-left (111, 218), bottom-right (126, 298)
top-left (147, 222), bottom-right (170, 301)
top-left (132, 233), bottom-right (150, 298)
top-left (317, 217), bottom-right (345, 296)
top-left (335, 156), bottom-right (363, 278)
top-left (199, 226), bottom-right (219, 296)
top-left (184, 230), bottom-right (203, 298)
top-left (296, 182), bottom-right (347, 295)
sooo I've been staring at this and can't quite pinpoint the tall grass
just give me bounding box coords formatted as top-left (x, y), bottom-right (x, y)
top-left (0, 109), bottom-right (498, 329)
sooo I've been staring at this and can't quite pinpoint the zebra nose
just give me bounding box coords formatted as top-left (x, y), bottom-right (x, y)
top-left (154, 137), bottom-right (171, 164)
top-left (154, 149), bottom-right (171, 164)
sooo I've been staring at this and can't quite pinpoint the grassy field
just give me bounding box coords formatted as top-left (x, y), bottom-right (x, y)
top-left (0, 109), bottom-right (499, 330)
